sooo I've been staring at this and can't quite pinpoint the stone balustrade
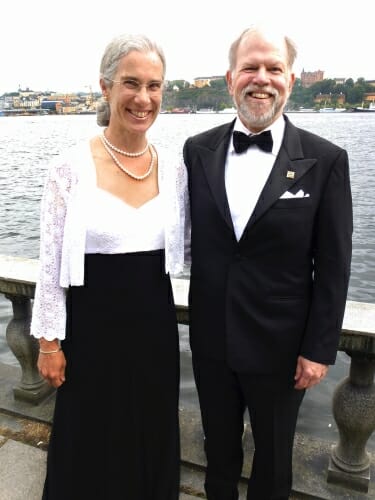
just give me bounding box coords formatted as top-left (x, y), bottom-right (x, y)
top-left (0, 254), bottom-right (375, 494)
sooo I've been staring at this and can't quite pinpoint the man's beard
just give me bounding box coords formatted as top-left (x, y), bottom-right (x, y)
top-left (235, 85), bottom-right (284, 129)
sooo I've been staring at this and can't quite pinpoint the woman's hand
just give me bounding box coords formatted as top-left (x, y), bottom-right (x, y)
top-left (38, 339), bottom-right (66, 388)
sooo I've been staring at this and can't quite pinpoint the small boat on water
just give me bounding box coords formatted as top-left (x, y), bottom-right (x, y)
top-left (286, 107), bottom-right (317, 113)
top-left (319, 107), bottom-right (346, 113)
top-left (0, 108), bottom-right (49, 117)
top-left (78, 110), bottom-right (96, 115)
top-left (196, 108), bottom-right (216, 114)
top-left (161, 107), bottom-right (192, 114)
top-left (218, 107), bottom-right (237, 114)
top-left (352, 102), bottom-right (375, 112)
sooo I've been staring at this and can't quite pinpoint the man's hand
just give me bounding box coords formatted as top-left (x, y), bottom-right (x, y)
top-left (294, 355), bottom-right (328, 390)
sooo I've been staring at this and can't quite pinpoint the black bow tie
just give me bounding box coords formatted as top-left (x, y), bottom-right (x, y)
top-left (233, 130), bottom-right (273, 154)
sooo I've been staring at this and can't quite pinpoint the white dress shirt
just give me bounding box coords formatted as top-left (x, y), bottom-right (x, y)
top-left (225, 115), bottom-right (285, 240)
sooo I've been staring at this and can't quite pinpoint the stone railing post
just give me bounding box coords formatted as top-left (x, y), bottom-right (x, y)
top-left (328, 345), bottom-right (375, 492)
top-left (5, 293), bottom-right (53, 403)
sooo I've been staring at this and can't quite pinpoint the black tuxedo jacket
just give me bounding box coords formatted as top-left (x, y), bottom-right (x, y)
top-left (183, 115), bottom-right (353, 374)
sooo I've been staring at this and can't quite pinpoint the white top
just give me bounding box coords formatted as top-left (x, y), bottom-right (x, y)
top-left (31, 140), bottom-right (190, 340)
top-left (225, 115), bottom-right (285, 240)
top-left (85, 188), bottom-right (164, 253)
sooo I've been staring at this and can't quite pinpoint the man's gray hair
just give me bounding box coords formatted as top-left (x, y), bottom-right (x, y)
top-left (228, 25), bottom-right (298, 72)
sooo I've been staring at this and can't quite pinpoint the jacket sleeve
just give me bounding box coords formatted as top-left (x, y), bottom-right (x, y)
top-left (300, 149), bottom-right (353, 364)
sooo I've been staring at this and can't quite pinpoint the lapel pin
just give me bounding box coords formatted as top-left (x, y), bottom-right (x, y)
top-left (286, 170), bottom-right (295, 179)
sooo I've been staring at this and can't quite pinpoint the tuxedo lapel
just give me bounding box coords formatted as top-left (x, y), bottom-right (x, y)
top-left (241, 118), bottom-right (317, 236)
top-left (196, 123), bottom-right (234, 230)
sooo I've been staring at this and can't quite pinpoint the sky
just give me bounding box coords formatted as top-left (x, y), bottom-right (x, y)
top-left (1, 0), bottom-right (373, 95)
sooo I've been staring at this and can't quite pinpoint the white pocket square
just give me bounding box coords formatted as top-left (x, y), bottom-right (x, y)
top-left (280, 189), bottom-right (310, 199)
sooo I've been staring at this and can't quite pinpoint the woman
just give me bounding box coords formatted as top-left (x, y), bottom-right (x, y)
top-left (30, 33), bottom-right (189, 499)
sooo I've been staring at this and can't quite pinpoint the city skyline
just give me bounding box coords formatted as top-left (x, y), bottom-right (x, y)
top-left (2, 68), bottom-right (372, 97)
top-left (1, 0), bottom-right (373, 95)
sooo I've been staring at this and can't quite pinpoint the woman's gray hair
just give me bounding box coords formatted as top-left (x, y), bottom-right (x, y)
top-left (228, 25), bottom-right (297, 73)
top-left (97, 33), bottom-right (166, 126)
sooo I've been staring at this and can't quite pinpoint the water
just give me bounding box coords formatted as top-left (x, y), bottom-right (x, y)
top-left (0, 113), bottom-right (374, 446)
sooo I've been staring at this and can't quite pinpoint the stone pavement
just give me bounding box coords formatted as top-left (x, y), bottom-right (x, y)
top-left (0, 422), bottom-right (201, 499)
top-left (0, 433), bottom-right (299, 500)
top-left (1, 411), bottom-right (374, 500)
top-left (1, 361), bottom-right (375, 500)
top-left (0, 433), bottom-right (200, 500)
top-left (0, 435), bottom-right (202, 499)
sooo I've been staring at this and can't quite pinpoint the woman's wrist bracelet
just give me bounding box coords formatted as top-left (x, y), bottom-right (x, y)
top-left (39, 347), bottom-right (62, 354)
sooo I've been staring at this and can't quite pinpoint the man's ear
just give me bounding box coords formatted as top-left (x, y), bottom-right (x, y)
top-left (226, 70), bottom-right (234, 96)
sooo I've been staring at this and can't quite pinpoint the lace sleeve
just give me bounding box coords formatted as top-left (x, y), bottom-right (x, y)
top-left (165, 151), bottom-right (191, 277)
top-left (30, 161), bottom-right (72, 340)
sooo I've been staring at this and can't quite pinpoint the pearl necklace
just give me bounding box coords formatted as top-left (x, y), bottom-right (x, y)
top-left (100, 136), bottom-right (155, 181)
top-left (102, 130), bottom-right (149, 157)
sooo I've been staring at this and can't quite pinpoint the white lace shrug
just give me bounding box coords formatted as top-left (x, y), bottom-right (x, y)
top-left (30, 140), bottom-right (190, 341)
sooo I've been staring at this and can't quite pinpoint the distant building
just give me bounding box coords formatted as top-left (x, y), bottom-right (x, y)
top-left (193, 76), bottom-right (224, 88)
top-left (41, 100), bottom-right (63, 113)
top-left (314, 92), bottom-right (346, 106)
top-left (42, 94), bottom-right (74, 104)
top-left (364, 92), bottom-right (375, 103)
top-left (334, 78), bottom-right (346, 85)
top-left (301, 69), bottom-right (324, 88)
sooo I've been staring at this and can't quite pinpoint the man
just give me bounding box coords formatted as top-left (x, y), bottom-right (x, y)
top-left (183, 25), bottom-right (353, 499)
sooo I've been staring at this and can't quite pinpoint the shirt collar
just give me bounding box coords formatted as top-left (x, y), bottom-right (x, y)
top-left (230, 114), bottom-right (286, 155)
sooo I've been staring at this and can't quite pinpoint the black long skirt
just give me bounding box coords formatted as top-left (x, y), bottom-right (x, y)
top-left (43, 251), bottom-right (180, 500)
